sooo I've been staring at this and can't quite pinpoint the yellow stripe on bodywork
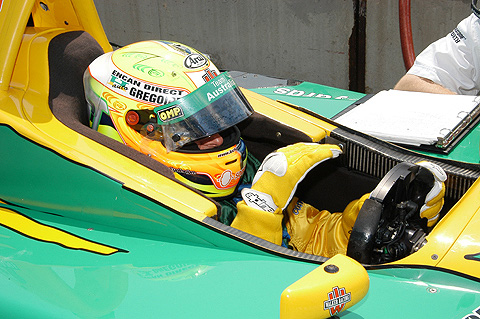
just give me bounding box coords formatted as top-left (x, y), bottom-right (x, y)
top-left (0, 207), bottom-right (125, 255)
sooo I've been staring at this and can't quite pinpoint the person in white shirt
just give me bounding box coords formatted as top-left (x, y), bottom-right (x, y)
top-left (395, 2), bottom-right (480, 95)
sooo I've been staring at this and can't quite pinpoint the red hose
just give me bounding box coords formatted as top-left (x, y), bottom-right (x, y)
top-left (399, 0), bottom-right (415, 70)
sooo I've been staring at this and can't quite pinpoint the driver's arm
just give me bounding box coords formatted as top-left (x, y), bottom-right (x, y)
top-left (231, 143), bottom-right (342, 246)
top-left (230, 143), bottom-right (366, 258)
top-left (285, 194), bottom-right (369, 258)
top-left (394, 74), bottom-right (456, 95)
top-left (231, 144), bottom-right (446, 259)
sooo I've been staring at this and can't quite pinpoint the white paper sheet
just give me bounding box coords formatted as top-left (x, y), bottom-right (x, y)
top-left (335, 90), bottom-right (480, 147)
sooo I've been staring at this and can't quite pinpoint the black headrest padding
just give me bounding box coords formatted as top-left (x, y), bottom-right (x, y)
top-left (47, 31), bottom-right (176, 180)
top-left (49, 31), bottom-right (101, 126)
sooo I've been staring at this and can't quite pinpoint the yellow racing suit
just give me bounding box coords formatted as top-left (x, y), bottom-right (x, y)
top-left (231, 143), bottom-right (445, 258)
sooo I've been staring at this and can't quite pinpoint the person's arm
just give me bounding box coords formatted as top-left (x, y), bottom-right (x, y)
top-left (394, 74), bottom-right (456, 95)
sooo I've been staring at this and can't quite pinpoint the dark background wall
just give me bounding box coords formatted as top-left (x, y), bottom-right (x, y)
top-left (94, 0), bottom-right (471, 94)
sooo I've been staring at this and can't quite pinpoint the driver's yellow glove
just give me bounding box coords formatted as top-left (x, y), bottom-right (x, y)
top-left (285, 193), bottom-right (369, 257)
top-left (231, 143), bottom-right (342, 245)
top-left (416, 161), bottom-right (447, 227)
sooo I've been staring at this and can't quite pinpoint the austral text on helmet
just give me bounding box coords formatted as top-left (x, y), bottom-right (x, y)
top-left (207, 78), bottom-right (235, 101)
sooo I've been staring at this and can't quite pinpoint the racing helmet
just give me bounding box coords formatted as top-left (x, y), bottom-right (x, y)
top-left (83, 40), bottom-right (253, 199)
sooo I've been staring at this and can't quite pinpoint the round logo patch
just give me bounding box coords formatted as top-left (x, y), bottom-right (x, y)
top-left (184, 54), bottom-right (208, 69)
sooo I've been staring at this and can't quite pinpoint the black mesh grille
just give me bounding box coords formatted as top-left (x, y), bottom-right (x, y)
top-left (330, 128), bottom-right (480, 201)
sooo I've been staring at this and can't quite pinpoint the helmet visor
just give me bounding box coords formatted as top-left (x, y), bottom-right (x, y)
top-left (153, 72), bottom-right (253, 152)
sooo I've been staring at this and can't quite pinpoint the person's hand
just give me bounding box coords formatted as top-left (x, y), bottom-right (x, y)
top-left (231, 143), bottom-right (342, 244)
top-left (416, 161), bottom-right (447, 227)
top-left (241, 143), bottom-right (342, 213)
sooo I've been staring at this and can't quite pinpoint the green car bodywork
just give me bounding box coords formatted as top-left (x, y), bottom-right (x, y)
top-left (2, 1), bottom-right (480, 318)
top-left (2, 125), bottom-right (479, 318)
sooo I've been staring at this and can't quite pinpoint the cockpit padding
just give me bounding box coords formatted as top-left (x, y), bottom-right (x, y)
top-left (48, 31), bottom-right (176, 180)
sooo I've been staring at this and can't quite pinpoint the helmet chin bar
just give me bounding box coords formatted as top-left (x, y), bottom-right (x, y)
top-left (473, 0), bottom-right (480, 19)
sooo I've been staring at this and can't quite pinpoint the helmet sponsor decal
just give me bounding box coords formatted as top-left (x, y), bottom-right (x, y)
top-left (120, 51), bottom-right (183, 71)
top-left (218, 140), bottom-right (244, 158)
top-left (160, 41), bottom-right (193, 55)
top-left (241, 188), bottom-right (277, 213)
top-left (0, 0), bottom-right (3, 12)
top-left (184, 54), bottom-right (208, 69)
top-left (106, 69), bottom-right (189, 106)
top-left (186, 68), bottom-right (219, 87)
top-left (323, 286), bottom-right (351, 316)
top-left (216, 166), bottom-right (245, 189)
top-left (109, 70), bottom-right (141, 91)
top-left (170, 167), bottom-right (196, 175)
top-left (217, 147), bottom-right (237, 158)
top-left (102, 92), bottom-right (127, 111)
top-left (207, 75), bottom-right (235, 101)
top-left (202, 68), bottom-right (219, 82)
top-left (218, 170), bottom-right (233, 187)
top-left (156, 105), bottom-right (184, 122)
top-left (132, 63), bottom-right (165, 78)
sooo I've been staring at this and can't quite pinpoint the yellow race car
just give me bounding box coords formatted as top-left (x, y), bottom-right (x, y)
top-left (1, 1), bottom-right (479, 318)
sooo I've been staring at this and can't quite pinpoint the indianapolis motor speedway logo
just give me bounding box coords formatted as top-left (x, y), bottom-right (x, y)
top-left (324, 286), bottom-right (351, 316)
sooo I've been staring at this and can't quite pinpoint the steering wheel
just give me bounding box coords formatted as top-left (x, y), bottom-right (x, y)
top-left (346, 162), bottom-right (435, 264)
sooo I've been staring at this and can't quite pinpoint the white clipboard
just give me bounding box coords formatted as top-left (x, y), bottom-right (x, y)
top-left (334, 90), bottom-right (480, 149)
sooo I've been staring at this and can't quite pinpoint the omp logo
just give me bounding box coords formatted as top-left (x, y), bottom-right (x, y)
top-left (156, 105), bottom-right (184, 122)
top-left (292, 200), bottom-right (304, 215)
top-left (184, 54), bottom-right (207, 69)
top-left (323, 286), bottom-right (351, 316)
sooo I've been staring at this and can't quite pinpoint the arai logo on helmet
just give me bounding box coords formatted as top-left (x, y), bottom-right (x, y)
top-left (184, 54), bottom-right (207, 69)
